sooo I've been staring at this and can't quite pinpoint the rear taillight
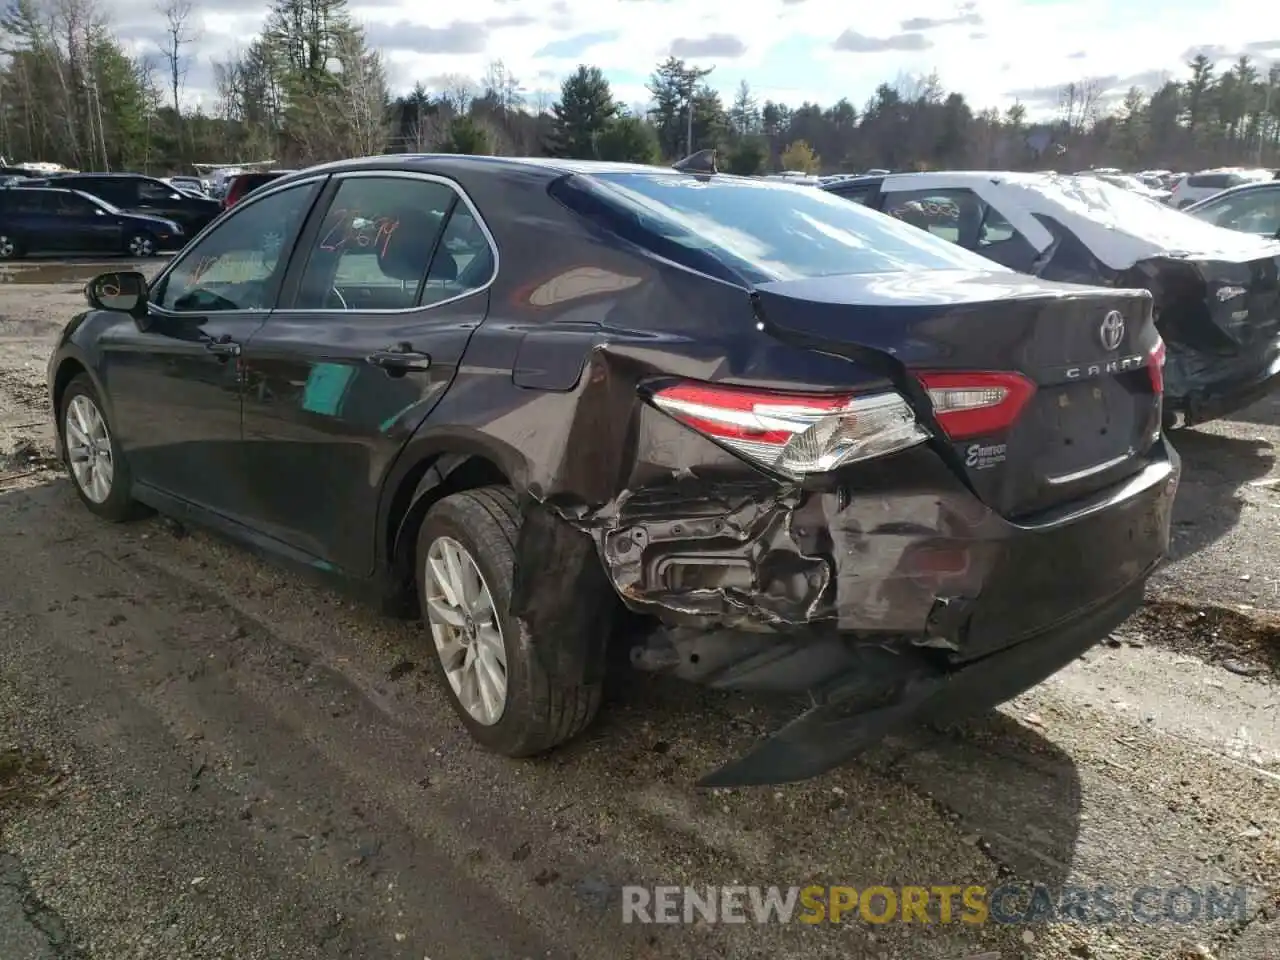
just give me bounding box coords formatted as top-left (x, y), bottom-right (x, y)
top-left (650, 381), bottom-right (928, 478)
top-left (916, 372), bottom-right (1036, 440)
top-left (1148, 337), bottom-right (1166, 394)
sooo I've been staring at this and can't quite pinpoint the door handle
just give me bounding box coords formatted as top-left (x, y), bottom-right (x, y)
top-left (205, 335), bottom-right (241, 359)
top-left (366, 342), bottom-right (431, 374)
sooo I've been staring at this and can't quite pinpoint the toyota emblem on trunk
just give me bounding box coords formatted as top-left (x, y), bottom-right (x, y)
top-left (1099, 311), bottom-right (1125, 351)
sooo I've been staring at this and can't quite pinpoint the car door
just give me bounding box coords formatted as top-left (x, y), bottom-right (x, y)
top-left (5, 190), bottom-right (61, 253)
top-left (238, 170), bottom-right (496, 574)
top-left (51, 191), bottom-right (121, 253)
top-left (96, 176), bottom-right (325, 520)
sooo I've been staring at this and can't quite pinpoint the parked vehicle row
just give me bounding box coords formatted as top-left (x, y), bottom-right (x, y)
top-left (47, 154), bottom-right (1190, 787)
top-left (821, 170), bottom-right (1280, 428)
top-left (0, 168), bottom-right (303, 260)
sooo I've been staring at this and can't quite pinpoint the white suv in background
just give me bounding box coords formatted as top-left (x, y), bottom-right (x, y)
top-left (1169, 167), bottom-right (1274, 208)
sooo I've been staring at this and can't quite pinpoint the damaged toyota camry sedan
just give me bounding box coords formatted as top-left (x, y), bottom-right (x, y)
top-left (824, 171), bottom-right (1280, 428)
top-left (47, 155), bottom-right (1179, 786)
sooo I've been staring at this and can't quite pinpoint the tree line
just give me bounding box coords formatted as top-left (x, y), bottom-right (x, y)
top-left (1, 0), bottom-right (1277, 177)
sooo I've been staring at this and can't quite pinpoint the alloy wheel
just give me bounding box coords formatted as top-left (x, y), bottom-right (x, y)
top-left (424, 535), bottom-right (508, 726)
top-left (65, 394), bottom-right (114, 503)
top-left (128, 235), bottom-right (154, 257)
top-left (0, 235), bottom-right (15, 258)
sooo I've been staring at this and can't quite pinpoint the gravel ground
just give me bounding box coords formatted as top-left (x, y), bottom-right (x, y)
top-left (0, 260), bottom-right (1277, 960)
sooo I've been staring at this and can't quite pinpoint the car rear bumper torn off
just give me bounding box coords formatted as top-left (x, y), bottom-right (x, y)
top-left (588, 448), bottom-right (1179, 786)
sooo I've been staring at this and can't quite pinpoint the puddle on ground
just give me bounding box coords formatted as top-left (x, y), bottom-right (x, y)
top-left (0, 258), bottom-right (165, 285)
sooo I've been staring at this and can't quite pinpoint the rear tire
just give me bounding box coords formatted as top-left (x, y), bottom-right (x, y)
top-left (416, 485), bottom-right (603, 757)
top-left (60, 374), bottom-right (150, 522)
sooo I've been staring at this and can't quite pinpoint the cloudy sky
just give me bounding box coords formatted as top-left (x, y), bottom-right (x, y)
top-left (107, 0), bottom-right (1278, 117)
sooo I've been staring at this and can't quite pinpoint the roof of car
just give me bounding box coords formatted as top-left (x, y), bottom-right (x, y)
top-left (292, 154), bottom-right (700, 181)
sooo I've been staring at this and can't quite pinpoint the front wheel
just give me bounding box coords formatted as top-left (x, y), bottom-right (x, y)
top-left (0, 233), bottom-right (22, 260)
top-left (125, 232), bottom-right (157, 258)
top-left (60, 374), bottom-right (149, 521)
top-left (416, 486), bottom-right (602, 757)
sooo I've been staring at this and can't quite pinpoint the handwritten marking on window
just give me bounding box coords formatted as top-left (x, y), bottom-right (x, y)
top-left (318, 209), bottom-right (400, 257)
top-left (189, 256), bottom-right (220, 285)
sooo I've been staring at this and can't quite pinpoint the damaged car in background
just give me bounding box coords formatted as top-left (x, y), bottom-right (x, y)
top-left (824, 171), bottom-right (1280, 429)
top-left (47, 155), bottom-right (1177, 787)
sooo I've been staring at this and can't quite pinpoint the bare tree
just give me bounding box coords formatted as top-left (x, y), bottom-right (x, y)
top-left (436, 74), bottom-right (476, 116)
top-left (158, 0), bottom-right (200, 158)
top-left (1059, 77), bottom-right (1105, 137)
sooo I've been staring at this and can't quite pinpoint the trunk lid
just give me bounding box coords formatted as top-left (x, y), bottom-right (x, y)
top-left (754, 269), bottom-right (1163, 518)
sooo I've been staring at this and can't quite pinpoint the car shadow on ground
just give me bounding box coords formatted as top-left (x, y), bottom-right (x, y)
top-left (1164, 427), bottom-right (1276, 562)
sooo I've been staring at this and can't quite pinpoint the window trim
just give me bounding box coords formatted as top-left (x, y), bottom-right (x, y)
top-left (272, 169), bottom-right (501, 317)
top-left (146, 174), bottom-right (329, 317)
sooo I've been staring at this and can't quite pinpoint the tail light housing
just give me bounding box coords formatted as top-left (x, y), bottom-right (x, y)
top-left (1148, 337), bottom-right (1166, 394)
top-left (915, 372), bottom-right (1036, 440)
top-left (650, 382), bottom-right (928, 478)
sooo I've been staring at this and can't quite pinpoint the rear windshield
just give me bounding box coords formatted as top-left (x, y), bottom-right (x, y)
top-left (563, 171), bottom-right (1003, 284)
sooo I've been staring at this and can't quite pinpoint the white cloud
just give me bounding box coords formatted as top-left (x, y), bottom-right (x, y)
top-left (105, 0), bottom-right (1275, 115)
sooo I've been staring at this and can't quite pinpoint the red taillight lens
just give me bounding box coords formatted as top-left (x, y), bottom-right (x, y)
top-left (1148, 337), bottom-right (1166, 395)
top-left (650, 381), bottom-right (929, 478)
top-left (915, 371), bottom-right (1036, 440)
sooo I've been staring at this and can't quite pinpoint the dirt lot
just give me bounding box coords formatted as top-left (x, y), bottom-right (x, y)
top-left (0, 260), bottom-right (1277, 960)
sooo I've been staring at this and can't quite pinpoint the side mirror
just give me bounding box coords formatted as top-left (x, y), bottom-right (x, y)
top-left (94, 208), bottom-right (105, 216)
top-left (86, 271), bottom-right (147, 314)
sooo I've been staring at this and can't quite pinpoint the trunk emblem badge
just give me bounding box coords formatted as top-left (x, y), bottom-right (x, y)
top-left (1099, 311), bottom-right (1125, 351)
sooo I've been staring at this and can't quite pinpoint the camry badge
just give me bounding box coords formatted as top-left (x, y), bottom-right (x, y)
top-left (1099, 310), bottom-right (1125, 351)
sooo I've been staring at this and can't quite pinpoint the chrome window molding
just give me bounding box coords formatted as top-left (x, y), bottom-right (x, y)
top-left (147, 173), bottom-right (330, 318)
top-left (271, 168), bottom-right (501, 317)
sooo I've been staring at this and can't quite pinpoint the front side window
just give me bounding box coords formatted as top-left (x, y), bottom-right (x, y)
top-left (293, 176), bottom-right (490, 311)
top-left (563, 172), bottom-right (996, 284)
top-left (154, 182), bottom-right (318, 313)
top-left (1191, 189), bottom-right (1280, 236)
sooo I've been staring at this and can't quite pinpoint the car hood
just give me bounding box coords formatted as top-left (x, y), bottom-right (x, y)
top-left (993, 174), bottom-right (1280, 269)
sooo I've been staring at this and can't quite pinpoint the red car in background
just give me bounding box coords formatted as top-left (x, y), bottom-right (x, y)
top-left (222, 170), bottom-right (297, 210)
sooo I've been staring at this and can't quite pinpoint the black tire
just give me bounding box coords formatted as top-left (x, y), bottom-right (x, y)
top-left (416, 485), bottom-right (603, 757)
top-left (59, 374), bottom-right (150, 522)
top-left (0, 233), bottom-right (22, 260)
top-left (124, 232), bottom-right (157, 258)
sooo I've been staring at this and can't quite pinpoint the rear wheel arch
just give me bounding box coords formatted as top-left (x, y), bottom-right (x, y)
top-left (387, 451), bottom-right (514, 596)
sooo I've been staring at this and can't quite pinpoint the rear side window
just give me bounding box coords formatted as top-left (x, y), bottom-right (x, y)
top-left (292, 175), bottom-right (492, 311)
top-left (557, 172), bottom-right (998, 284)
top-left (1187, 174), bottom-right (1232, 190)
